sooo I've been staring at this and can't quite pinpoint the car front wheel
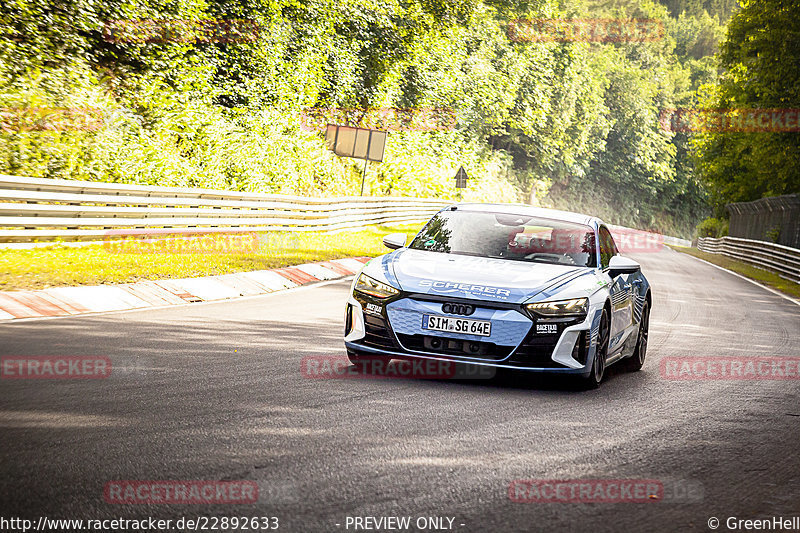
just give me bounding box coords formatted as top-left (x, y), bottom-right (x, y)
top-left (579, 308), bottom-right (609, 389)
top-left (622, 301), bottom-right (649, 372)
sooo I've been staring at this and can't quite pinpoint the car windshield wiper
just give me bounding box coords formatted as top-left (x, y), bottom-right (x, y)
top-left (524, 256), bottom-right (584, 266)
top-left (449, 250), bottom-right (488, 257)
top-left (524, 257), bottom-right (561, 264)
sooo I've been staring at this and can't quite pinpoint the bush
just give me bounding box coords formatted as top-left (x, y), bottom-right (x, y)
top-left (0, 70), bottom-right (518, 201)
top-left (696, 217), bottom-right (729, 238)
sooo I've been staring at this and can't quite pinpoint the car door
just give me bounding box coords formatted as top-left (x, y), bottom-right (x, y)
top-left (598, 226), bottom-right (634, 354)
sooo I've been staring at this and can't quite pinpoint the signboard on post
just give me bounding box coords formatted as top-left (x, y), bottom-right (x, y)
top-left (325, 124), bottom-right (388, 195)
top-left (454, 166), bottom-right (469, 188)
top-left (325, 124), bottom-right (387, 162)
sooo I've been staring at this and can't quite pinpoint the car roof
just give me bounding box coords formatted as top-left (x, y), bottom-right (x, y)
top-left (445, 203), bottom-right (604, 228)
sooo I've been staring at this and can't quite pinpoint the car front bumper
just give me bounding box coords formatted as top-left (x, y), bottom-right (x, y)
top-left (344, 291), bottom-right (602, 375)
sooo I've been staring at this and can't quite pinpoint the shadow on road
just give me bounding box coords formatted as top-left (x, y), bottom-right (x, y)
top-left (343, 356), bottom-right (649, 393)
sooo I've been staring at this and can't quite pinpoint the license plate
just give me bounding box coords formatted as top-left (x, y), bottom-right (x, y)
top-left (422, 314), bottom-right (492, 337)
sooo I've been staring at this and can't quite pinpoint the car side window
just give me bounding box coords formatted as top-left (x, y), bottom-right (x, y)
top-left (598, 226), bottom-right (618, 269)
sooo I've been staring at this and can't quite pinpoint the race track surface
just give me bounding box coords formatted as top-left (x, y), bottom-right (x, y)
top-left (1, 247), bottom-right (798, 532)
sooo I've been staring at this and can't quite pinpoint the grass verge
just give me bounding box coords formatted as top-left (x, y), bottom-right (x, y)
top-left (670, 245), bottom-right (800, 300)
top-left (0, 223), bottom-right (423, 291)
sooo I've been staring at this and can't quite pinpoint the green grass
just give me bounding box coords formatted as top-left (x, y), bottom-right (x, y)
top-left (671, 245), bottom-right (800, 299)
top-left (0, 223), bottom-right (424, 291)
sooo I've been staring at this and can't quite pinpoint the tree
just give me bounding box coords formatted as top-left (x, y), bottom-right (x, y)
top-left (693, 0), bottom-right (800, 213)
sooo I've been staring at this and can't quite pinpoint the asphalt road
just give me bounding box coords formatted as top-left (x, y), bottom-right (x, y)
top-left (1, 247), bottom-right (799, 532)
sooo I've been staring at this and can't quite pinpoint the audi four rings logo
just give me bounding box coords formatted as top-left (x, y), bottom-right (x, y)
top-left (441, 303), bottom-right (475, 316)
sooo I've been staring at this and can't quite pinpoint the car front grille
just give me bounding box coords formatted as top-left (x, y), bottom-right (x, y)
top-left (510, 335), bottom-right (565, 367)
top-left (362, 313), bottom-right (398, 349)
top-left (395, 333), bottom-right (513, 360)
top-left (508, 318), bottom-right (585, 368)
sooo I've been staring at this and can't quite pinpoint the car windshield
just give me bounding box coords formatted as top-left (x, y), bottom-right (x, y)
top-left (408, 210), bottom-right (597, 267)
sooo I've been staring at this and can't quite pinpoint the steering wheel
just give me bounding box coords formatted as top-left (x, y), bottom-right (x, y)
top-left (524, 253), bottom-right (576, 265)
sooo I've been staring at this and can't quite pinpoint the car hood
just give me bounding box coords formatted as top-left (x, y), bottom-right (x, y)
top-left (383, 248), bottom-right (590, 304)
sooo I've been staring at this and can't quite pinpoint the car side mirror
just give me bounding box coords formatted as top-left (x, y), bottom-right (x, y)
top-left (608, 255), bottom-right (640, 277)
top-left (383, 233), bottom-right (407, 250)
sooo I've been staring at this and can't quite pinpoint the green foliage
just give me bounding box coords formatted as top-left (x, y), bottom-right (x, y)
top-left (765, 225), bottom-right (781, 244)
top-left (696, 216), bottom-right (728, 237)
top-left (660, 0), bottom-right (739, 20)
top-left (692, 0), bottom-right (800, 213)
top-left (0, 0), bottom-right (749, 237)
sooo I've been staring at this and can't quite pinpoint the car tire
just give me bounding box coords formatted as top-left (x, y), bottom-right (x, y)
top-left (622, 301), bottom-right (649, 372)
top-left (579, 307), bottom-right (609, 390)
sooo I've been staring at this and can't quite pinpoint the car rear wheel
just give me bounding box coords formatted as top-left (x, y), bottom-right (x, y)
top-left (579, 308), bottom-right (609, 389)
top-left (622, 301), bottom-right (649, 372)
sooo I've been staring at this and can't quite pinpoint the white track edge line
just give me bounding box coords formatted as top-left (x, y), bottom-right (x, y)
top-left (677, 250), bottom-right (800, 308)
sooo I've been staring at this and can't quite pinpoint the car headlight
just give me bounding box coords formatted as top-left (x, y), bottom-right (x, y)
top-left (526, 298), bottom-right (588, 317)
top-left (354, 273), bottom-right (399, 299)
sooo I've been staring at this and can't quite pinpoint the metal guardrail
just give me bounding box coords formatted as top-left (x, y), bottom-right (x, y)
top-left (697, 236), bottom-right (800, 283)
top-left (0, 175), bottom-right (448, 242)
top-left (0, 175), bottom-right (694, 251)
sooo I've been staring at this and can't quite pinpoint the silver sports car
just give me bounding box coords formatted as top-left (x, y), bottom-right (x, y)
top-left (344, 203), bottom-right (651, 388)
